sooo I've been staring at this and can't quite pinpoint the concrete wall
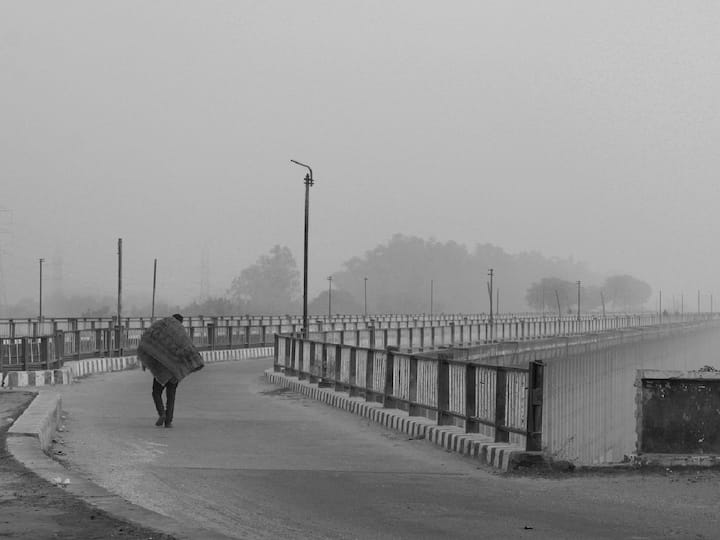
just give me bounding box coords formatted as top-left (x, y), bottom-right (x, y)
top-left (539, 324), bottom-right (720, 465)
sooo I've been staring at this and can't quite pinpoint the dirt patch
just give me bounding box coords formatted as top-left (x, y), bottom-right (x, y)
top-left (0, 390), bottom-right (177, 540)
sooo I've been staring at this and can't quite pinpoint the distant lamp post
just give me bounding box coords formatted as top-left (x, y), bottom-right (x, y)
top-left (39, 258), bottom-right (45, 321)
top-left (576, 280), bottom-right (581, 321)
top-left (290, 159), bottom-right (314, 338)
top-left (151, 258), bottom-right (158, 321)
top-left (364, 277), bottom-right (368, 317)
top-left (430, 279), bottom-right (434, 318)
top-left (327, 275), bottom-right (333, 318)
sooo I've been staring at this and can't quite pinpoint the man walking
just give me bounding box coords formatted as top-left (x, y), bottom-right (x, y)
top-left (137, 313), bottom-right (204, 428)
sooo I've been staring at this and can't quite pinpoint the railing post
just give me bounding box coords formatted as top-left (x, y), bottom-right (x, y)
top-left (273, 334), bottom-right (281, 372)
top-left (309, 342), bottom-right (318, 383)
top-left (318, 344), bottom-right (332, 387)
top-left (383, 346), bottom-right (398, 408)
top-left (348, 348), bottom-right (358, 396)
top-left (22, 337), bottom-right (29, 370)
top-left (288, 337), bottom-right (297, 377)
top-left (245, 326), bottom-right (251, 348)
top-left (298, 340), bottom-right (307, 380)
top-left (55, 330), bottom-right (65, 366)
top-left (334, 344), bottom-right (343, 390)
top-left (465, 363), bottom-right (478, 433)
top-left (365, 349), bottom-right (374, 402)
top-left (408, 355), bottom-right (419, 415)
top-left (437, 352), bottom-right (452, 425)
top-left (40, 336), bottom-right (50, 370)
top-left (526, 360), bottom-right (544, 451)
top-left (207, 323), bottom-right (216, 350)
top-left (494, 367), bottom-right (509, 443)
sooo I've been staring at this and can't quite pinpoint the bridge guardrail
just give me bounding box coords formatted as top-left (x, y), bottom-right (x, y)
top-left (274, 333), bottom-right (545, 452)
top-left (0, 323), bottom-right (278, 373)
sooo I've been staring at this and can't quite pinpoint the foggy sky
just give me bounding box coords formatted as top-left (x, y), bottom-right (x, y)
top-left (1, 1), bottom-right (719, 311)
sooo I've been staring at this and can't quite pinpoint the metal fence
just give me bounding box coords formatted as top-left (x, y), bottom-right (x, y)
top-left (273, 333), bottom-right (544, 451)
top-left (0, 311), bottom-right (710, 338)
top-left (0, 322), bottom-right (277, 373)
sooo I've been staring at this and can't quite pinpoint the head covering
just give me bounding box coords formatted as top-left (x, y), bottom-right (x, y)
top-left (172, 313), bottom-right (184, 323)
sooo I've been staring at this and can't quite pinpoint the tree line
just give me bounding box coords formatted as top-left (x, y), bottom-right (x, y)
top-left (2, 236), bottom-right (653, 317)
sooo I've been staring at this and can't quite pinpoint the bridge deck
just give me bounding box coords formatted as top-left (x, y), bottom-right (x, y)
top-left (35, 357), bottom-right (720, 539)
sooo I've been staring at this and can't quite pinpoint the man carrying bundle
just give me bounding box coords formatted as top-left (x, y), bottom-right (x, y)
top-left (137, 314), bottom-right (204, 428)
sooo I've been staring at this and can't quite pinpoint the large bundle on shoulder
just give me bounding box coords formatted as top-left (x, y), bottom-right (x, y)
top-left (137, 316), bottom-right (204, 385)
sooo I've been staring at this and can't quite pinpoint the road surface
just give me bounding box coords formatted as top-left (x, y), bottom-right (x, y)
top-left (53, 357), bottom-right (719, 539)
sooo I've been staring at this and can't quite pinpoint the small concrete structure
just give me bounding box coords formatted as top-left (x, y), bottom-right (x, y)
top-left (635, 368), bottom-right (720, 466)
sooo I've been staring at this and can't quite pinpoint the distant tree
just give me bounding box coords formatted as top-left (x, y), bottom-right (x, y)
top-left (228, 245), bottom-right (301, 314)
top-left (182, 296), bottom-right (241, 316)
top-left (602, 275), bottom-right (652, 310)
top-left (581, 284), bottom-right (604, 313)
top-left (308, 289), bottom-right (363, 315)
top-left (81, 305), bottom-right (111, 317)
top-left (525, 278), bottom-right (576, 313)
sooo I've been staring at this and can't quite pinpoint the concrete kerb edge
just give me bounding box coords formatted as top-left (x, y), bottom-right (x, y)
top-left (2, 349), bottom-right (276, 540)
top-left (264, 369), bottom-right (527, 472)
top-left (2, 346), bottom-right (275, 388)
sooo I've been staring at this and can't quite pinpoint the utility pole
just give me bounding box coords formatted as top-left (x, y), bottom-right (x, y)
top-left (290, 160), bottom-right (314, 338)
top-left (496, 288), bottom-right (500, 316)
top-left (117, 238), bottom-right (122, 325)
top-left (430, 279), bottom-right (434, 318)
top-left (659, 289), bottom-right (662, 323)
top-left (151, 258), bottom-right (157, 320)
top-left (39, 258), bottom-right (45, 321)
top-left (364, 277), bottom-right (368, 317)
top-left (487, 269), bottom-right (494, 341)
top-left (327, 275), bottom-right (332, 318)
top-left (576, 280), bottom-right (581, 321)
top-left (600, 290), bottom-right (606, 318)
top-left (555, 289), bottom-right (561, 317)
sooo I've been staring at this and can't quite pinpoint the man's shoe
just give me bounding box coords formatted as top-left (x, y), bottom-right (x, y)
top-left (155, 415), bottom-right (165, 427)
top-left (164, 422), bottom-right (173, 428)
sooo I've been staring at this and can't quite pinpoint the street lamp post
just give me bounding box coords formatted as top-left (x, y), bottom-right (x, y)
top-left (430, 279), bottom-right (434, 318)
top-left (487, 269), bottom-right (494, 342)
top-left (290, 159), bottom-right (314, 338)
top-left (151, 258), bottom-right (158, 321)
top-left (327, 275), bottom-right (333, 318)
top-left (364, 277), bottom-right (368, 317)
top-left (576, 280), bottom-right (581, 322)
top-left (39, 258), bottom-right (45, 321)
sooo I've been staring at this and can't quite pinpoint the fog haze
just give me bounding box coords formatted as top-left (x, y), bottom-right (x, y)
top-left (1, 1), bottom-right (718, 312)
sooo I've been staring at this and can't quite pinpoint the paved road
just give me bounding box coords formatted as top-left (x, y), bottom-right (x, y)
top-left (54, 358), bottom-right (719, 540)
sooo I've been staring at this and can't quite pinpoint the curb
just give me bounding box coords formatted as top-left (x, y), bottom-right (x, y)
top-left (264, 369), bottom-right (527, 472)
top-left (3, 346), bottom-right (275, 388)
top-left (3, 350), bottom-right (275, 539)
top-left (7, 391), bottom-right (62, 451)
